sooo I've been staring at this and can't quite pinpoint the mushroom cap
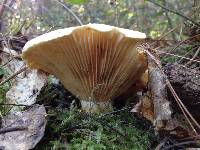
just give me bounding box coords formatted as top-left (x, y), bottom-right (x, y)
top-left (22, 23), bottom-right (147, 102)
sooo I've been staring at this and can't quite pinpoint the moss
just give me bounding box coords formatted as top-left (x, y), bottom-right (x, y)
top-left (35, 105), bottom-right (155, 150)
top-left (0, 67), bottom-right (11, 115)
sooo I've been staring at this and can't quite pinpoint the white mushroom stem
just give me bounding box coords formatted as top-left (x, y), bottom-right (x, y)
top-left (80, 100), bottom-right (113, 113)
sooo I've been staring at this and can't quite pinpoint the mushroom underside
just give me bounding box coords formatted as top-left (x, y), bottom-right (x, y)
top-left (22, 24), bottom-right (147, 112)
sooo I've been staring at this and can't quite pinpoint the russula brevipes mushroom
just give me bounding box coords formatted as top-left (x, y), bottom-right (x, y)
top-left (22, 24), bottom-right (147, 113)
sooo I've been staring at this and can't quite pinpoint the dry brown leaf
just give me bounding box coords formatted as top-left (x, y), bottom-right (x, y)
top-left (131, 92), bottom-right (154, 122)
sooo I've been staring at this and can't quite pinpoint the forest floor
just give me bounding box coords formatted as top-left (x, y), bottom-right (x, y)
top-left (0, 30), bottom-right (200, 150)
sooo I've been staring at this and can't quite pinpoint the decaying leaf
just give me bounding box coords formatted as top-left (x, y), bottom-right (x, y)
top-left (0, 104), bottom-right (46, 150)
top-left (131, 91), bottom-right (154, 122)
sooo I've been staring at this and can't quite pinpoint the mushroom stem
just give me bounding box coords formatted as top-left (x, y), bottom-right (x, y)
top-left (80, 100), bottom-right (113, 113)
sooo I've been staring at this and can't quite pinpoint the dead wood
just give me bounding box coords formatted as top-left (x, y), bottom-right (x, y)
top-left (147, 51), bottom-right (172, 129)
top-left (132, 48), bottom-right (172, 130)
top-left (132, 46), bottom-right (199, 139)
top-left (165, 64), bottom-right (200, 122)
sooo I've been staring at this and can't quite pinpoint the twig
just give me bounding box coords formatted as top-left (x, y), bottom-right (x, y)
top-left (162, 0), bottom-right (176, 40)
top-left (166, 33), bottom-right (200, 53)
top-left (0, 103), bottom-right (30, 107)
top-left (0, 66), bottom-right (27, 86)
top-left (180, 134), bottom-right (200, 141)
top-left (99, 107), bottom-right (130, 118)
top-left (166, 79), bottom-right (199, 134)
top-left (52, 0), bottom-right (83, 25)
top-left (177, 49), bottom-right (194, 63)
top-left (0, 125), bottom-right (27, 134)
top-left (0, 0), bottom-right (8, 19)
top-left (163, 140), bottom-right (197, 150)
top-left (146, 0), bottom-right (200, 27)
top-left (185, 46), bottom-right (200, 66)
top-left (0, 4), bottom-right (14, 14)
top-left (0, 58), bottom-right (13, 67)
top-left (157, 51), bottom-right (200, 64)
top-left (158, 24), bottom-right (181, 40)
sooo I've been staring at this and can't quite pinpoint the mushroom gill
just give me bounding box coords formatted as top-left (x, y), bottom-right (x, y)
top-left (22, 23), bottom-right (147, 113)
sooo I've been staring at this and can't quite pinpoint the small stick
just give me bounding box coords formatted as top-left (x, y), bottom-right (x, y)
top-left (157, 51), bottom-right (200, 64)
top-left (99, 107), bottom-right (130, 118)
top-left (0, 58), bottom-right (13, 67)
top-left (0, 66), bottom-right (27, 86)
top-left (169, 33), bottom-right (200, 53)
top-left (52, 0), bottom-right (83, 25)
top-left (0, 125), bottom-right (27, 134)
top-left (0, 0), bottom-right (8, 19)
top-left (185, 47), bottom-right (200, 66)
top-left (163, 140), bottom-right (197, 150)
top-left (158, 24), bottom-right (180, 40)
top-left (0, 103), bottom-right (30, 107)
top-left (147, 0), bottom-right (200, 27)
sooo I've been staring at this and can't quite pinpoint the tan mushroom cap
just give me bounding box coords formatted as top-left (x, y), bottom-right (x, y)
top-left (22, 23), bottom-right (147, 106)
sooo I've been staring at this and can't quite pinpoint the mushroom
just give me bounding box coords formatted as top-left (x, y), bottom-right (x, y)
top-left (22, 24), bottom-right (147, 113)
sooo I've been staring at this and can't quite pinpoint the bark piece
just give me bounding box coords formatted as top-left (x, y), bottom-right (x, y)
top-left (165, 64), bottom-right (200, 121)
top-left (148, 55), bottom-right (172, 129)
top-left (132, 50), bottom-right (172, 130)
